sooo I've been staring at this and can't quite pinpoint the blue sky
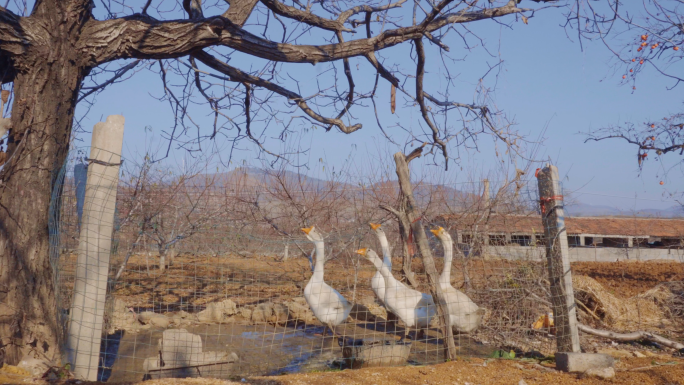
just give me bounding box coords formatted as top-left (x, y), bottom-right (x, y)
top-left (72, 1), bottom-right (683, 211)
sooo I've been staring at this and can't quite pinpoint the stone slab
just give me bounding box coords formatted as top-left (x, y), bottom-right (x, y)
top-left (343, 340), bottom-right (411, 369)
top-left (555, 352), bottom-right (615, 373)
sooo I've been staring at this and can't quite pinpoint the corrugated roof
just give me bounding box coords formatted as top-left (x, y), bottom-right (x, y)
top-left (440, 214), bottom-right (684, 238)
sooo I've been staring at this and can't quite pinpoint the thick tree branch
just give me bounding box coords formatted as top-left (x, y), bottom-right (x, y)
top-left (0, 7), bottom-right (27, 55)
top-left (85, 2), bottom-right (529, 65)
top-left (82, 16), bottom-right (226, 64)
top-left (222, 0), bottom-right (260, 27)
top-left (217, 3), bottom-right (528, 63)
top-left (260, 0), bottom-right (351, 32)
top-left (192, 50), bottom-right (362, 133)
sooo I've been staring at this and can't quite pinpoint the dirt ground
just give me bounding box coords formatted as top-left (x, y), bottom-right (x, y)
top-left (251, 356), bottom-right (684, 385)
top-left (3, 355), bottom-right (684, 385)
top-left (571, 260), bottom-right (684, 298)
top-left (39, 255), bottom-right (683, 385)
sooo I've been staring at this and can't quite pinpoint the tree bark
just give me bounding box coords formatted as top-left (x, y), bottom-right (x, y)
top-left (0, 2), bottom-right (91, 365)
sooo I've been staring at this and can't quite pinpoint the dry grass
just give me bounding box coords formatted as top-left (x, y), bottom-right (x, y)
top-left (573, 275), bottom-right (671, 331)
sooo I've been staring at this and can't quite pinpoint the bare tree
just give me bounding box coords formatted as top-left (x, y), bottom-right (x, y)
top-left (116, 151), bottom-right (222, 275)
top-left (575, 1), bottom-right (684, 176)
top-left (0, 0), bottom-right (555, 364)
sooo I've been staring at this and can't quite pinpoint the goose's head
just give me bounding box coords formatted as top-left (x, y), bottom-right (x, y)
top-left (301, 226), bottom-right (324, 243)
top-left (355, 247), bottom-right (379, 262)
top-left (430, 226), bottom-right (453, 243)
top-left (369, 222), bottom-right (386, 238)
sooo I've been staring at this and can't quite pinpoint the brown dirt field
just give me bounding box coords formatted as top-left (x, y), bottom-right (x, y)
top-left (78, 252), bottom-right (683, 312)
top-left (571, 261), bottom-right (684, 298)
top-left (42, 254), bottom-right (683, 384)
top-left (254, 356), bottom-right (684, 385)
top-left (3, 356), bottom-right (684, 385)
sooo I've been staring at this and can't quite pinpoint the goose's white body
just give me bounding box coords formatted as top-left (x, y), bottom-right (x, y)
top-left (365, 249), bottom-right (435, 330)
top-left (370, 227), bottom-right (397, 305)
top-left (303, 230), bottom-right (353, 327)
top-left (433, 229), bottom-right (484, 333)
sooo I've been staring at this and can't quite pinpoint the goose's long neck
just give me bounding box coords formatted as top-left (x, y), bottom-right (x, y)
top-left (439, 238), bottom-right (453, 285)
top-left (312, 241), bottom-right (325, 281)
top-left (377, 232), bottom-right (393, 270)
top-left (368, 252), bottom-right (393, 282)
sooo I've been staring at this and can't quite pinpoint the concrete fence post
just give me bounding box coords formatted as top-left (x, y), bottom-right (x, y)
top-left (536, 164), bottom-right (581, 353)
top-left (66, 115), bottom-right (125, 380)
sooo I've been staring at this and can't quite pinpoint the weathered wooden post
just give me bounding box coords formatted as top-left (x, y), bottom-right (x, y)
top-left (536, 164), bottom-right (581, 353)
top-left (67, 115), bottom-right (125, 380)
top-left (393, 149), bottom-right (457, 360)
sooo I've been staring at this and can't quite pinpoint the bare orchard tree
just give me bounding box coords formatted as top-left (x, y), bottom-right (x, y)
top-left (118, 153), bottom-right (221, 273)
top-left (0, 0), bottom-right (555, 364)
top-left (575, 1), bottom-right (684, 175)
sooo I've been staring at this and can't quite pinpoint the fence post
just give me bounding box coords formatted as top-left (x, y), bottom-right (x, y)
top-left (66, 115), bottom-right (125, 380)
top-left (536, 164), bottom-right (581, 353)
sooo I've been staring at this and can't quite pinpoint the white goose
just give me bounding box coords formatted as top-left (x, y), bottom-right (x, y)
top-left (301, 226), bottom-right (353, 337)
top-left (356, 248), bottom-right (436, 341)
top-left (368, 222), bottom-right (397, 304)
top-left (431, 227), bottom-right (485, 333)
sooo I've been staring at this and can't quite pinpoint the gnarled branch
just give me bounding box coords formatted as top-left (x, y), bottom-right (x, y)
top-left (82, 16), bottom-right (226, 64)
top-left (192, 50), bottom-right (362, 133)
top-left (85, 2), bottom-right (529, 65)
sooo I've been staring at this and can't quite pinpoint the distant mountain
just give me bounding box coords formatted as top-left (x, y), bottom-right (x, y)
top-left (197, 167), bottom-right (683, 218)
top-left (206, 166), bottom-right (347, 194)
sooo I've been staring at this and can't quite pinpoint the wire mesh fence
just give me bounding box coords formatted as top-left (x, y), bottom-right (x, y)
top-left (48, 148), bottom-right (684, 382)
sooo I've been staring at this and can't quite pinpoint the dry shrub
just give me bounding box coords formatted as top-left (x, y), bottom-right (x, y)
top-left (642, 281), bottom-right (684, 328)
top-left (573, 275), bottom-right (672, 331)
top-left (473, 261), bottom-right (555, 355)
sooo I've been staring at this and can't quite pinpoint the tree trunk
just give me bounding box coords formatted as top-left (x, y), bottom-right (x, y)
top-left (379, 201), bottom-right (418, 288)
top-left (396, 197), bottom-right (419, 288)
top-left (0, 5), bottom-right (90, 362)
top-left (392, 151), bottom-right (458, 360)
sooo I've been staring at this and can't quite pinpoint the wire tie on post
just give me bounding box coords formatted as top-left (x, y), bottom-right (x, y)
top-left (85, 158), bottom-right (124, 167)
top-left (539, 195), bottom-right (563, 213)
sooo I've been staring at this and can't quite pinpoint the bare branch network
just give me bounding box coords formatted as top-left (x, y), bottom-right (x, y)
top-left (0, 0), bottom-right (554, 166)
top-left (569, 1), bottom-right (684, 170)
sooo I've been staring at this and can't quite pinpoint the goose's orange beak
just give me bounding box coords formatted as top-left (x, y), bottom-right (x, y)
top-left (369, 223), bottom-right (382, 231)
top-left (430, 227), bottom-right (444, 236)
top-left (301, 226), bottom-right (314, 235)
top-left (355, 248), bottom-right (368, 255)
